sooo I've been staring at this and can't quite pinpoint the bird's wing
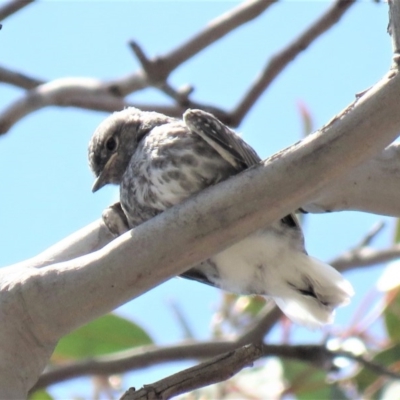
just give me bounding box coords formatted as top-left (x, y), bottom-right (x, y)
top-left (183, 109), bottom-right (261, 170)
top-left (183, 109), bottom-right (302, 232)
top-left (180, 269), bottom-right (218, 288)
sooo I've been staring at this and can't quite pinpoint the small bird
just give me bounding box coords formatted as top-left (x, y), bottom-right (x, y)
top-left (88, 107), bottom-right (354, 327)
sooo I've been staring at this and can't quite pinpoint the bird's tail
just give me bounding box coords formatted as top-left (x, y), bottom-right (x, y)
top-left (272, 255), bottom-right (354, 328)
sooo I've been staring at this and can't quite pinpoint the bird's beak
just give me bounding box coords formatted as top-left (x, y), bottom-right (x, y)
top-left (92, 153), bottom-right (118, 193)
top-left (92, 171), bottom-right (108, 193)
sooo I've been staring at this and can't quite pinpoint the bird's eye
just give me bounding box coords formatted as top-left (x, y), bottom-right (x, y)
top-left (105, 137), bottom-right (118, 152)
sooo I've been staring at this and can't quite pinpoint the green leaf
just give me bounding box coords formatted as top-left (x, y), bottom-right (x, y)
top-left (52, 313), bottom-right (153, 361)
top-left (282, 359), bottom-right (331, 400)
top-left (353, 344), bottom-right (400, 397)
top-left (29, 389), bottom-right (53, 400)
top-left (329, 383), bottom-right (350, 400)
top-left (241, 295), bottom-right (266, 316)
top-left (394, 219), bottom-right (400, 243)
top-left (384, 288), bottom-right (400, 341)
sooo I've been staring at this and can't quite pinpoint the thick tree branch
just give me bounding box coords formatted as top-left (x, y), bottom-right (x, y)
top-left (231, 0), bottom-right (355, 125)
top-left (14, 219), bottom-right (115, 269)
top-left (16, 72), bottom-right (400, 336)
top-left (13, 140), bottom-right (400, 276)
top-left (27, 71), bottom-right (400, 338)
top-left (2, 3), bottom-right (400, 396)
top-left (303, 143), bottom-right (400, 216)
top-left (3, 68), bottom-right (400, 396)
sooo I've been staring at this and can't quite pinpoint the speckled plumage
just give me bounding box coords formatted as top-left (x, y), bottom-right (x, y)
top-left (120, 120), bottom-right (238, 227)
top-left (88, 107), bottom-right (354, 327)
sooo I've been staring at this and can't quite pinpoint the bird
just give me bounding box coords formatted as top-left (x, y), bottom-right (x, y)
top-left (88, 107), bottom-right (354, 328)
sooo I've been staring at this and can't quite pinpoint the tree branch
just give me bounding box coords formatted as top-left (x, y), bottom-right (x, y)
top-left (122, 344), bottom-right (264, 400)
top-left (32, 303), bottom-right (280, 391)
top-left (0, 0), bottom-right (275, 133)
top-left (12, 139), bottom-right (400, 278)
top-left (0, 0), bottom-right (34, 21)
top-left (302, 143), bottom-right (400, 216)
top-left (389, 0), bottom-right (400, 66)
top-left (231, 0), bottom-right (355, 125)
top-left (335, 349), bottom-right (400, 381)
top-left (0, 65), bottom-right (44, 89)
top-left (2, 68), bottom-right (399, 396)
top-left (2, 2), bottom-right (400, 396)
top-left (130, 0), bottom-right (277, 84)
top-left (122, 343), bottom-right (400, 400)
top-left (33, 319), bottom-right (400, 394)
top-left (0, 0), bottom-right (355, 133)
top-left (27, 71), bottom-right (400, 340)
top-left (331, 245), bottom-right (400, 273)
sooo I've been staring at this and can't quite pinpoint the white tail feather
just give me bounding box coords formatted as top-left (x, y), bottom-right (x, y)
top-left (209, 231), bottom-right (354, 328)
top-left (272, 255), bottom-right (354, 328)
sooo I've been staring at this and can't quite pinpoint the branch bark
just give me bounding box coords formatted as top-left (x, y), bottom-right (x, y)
top-left (121, 343), bottom-right (400, 400)
top-left (0, 0), bottom-right (34, 21)
top-left (30, 222), bottom-right (400, 391)
top-left (0, 65), bottom-right (44, 89)
top-left (302, 143), bottom-right (400, 216)
top-left (12, 140), bottom-right (400, 279)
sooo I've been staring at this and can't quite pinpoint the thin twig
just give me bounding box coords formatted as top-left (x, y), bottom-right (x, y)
top-left (138, 0), bottom-right (277, 82)
top-left (31, 342), bottom-right (235, 392)
top-left (0, 0), bottom-right (355, 133)
top-left (0, 0), bottom-right (34, 21)
top-left (237, 302), bottom-right (282, 345)
top-left (0, 65), bottom-right (44, 89)
top-left (388, 0), bottom-right (400, 66)
top-left (32, 304), bottom-right (279, 391)
top-left (230, 0), bottom-right (356, 125)
top-left (121, 344), bottom-right (400, 400)
top-left (331, 245), bottom-right (400, 272)
top-left (357, 221), bottom-right (386, 248)
top-left (122, 344), bottom-right (263, 400)
top-left (129, 42), bottom-right (193, 105)
top-left (335, 350), bottom-right (400, 381)
top-left (168, 300), bottom-right (195, 340)
top-left (0, 0), bottom-right (274, 133)
top-left (36, 295), bottom-right (400, 394)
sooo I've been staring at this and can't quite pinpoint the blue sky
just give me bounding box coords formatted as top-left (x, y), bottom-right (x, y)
top-left (0, 1), bottom-right (394, 398)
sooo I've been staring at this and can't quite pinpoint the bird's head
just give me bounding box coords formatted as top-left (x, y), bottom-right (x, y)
top-left (88, 108), bottom-right (175, 192)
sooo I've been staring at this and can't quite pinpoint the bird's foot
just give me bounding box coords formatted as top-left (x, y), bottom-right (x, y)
top-left (102, 202), bottom-right (130, 237)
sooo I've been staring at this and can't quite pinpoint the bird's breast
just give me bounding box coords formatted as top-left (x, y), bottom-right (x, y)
top-left (120, 129), bottom-right (236, 227)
